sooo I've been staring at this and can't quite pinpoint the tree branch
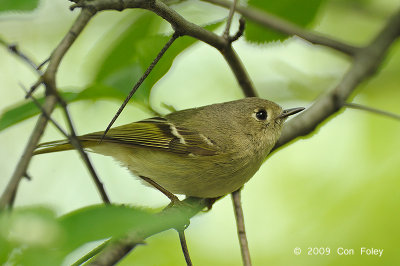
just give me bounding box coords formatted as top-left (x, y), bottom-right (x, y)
top-left (223, 0), bottom-right (238, 39)
top-left (344, 103), bottom-right (400, 121)
top-left (0, 5), bottom-right (113, 209)
top-left (274, 8), bottom-right (400, 150)
top-left (43, 7), bottom-right (97, 89)
top-left (231, 189), bottom-right (251, 266)
top-left (0, 95), bottom-right (58, 209)
top-left (178, 229), bottom-right (193, 266)
top-left (75, 0), bottom-right (257, 97)
top-left (202, 0), bottom-right (359, 56)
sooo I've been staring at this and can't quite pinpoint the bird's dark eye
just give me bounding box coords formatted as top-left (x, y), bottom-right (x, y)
top-left (255, 109), bottom-right (267, 121)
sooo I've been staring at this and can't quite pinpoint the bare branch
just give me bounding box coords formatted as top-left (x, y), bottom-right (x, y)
top-left (22, 85), bottom-right (111, 205)
top-left (43, 8), bottom-right (97, 89)
top-left (72, 0), bottom-right (256, 97)
top-left (0, 40), bottom-right (44, 98)
top-left (231, 189), bottom-right (252, 266)
top-left (5, 43), bottom-right (40, 74)
top-left (178, 229), bottom-right (193, 266)
top-left (222, 45), bottom-right (257, 97)
top-left (202, 0), bottom-right (359, 56)
top-left (344, 103), bottom-right (400, 121)
top-left (20, 87), bottom-right (110, 204)
top-left (58, 102), bottom-right (111, 204)
top-left (147, 0), bottom-right (257, 96)
top-left (101, 32), bottom-right (180, 140)
top-left (0, 95), bottom-right (58, 209)
top-left (229, 17), bottom-right (246, 43)
top-left (223, 0), bottom-right (238, 39)
top-left (20, 85), bottom-right (69, 138)
top-left (0, 6), bottom-right (111, 208)
top-left (274, 8), bottom-right (400, 150)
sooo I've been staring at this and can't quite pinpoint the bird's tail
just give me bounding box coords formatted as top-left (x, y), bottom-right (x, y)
top-left (34, 140), bottom-right (76, 155)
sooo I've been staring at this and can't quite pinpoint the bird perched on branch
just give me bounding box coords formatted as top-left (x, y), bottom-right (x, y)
top-left (35, 97), bottom-right (304, 201)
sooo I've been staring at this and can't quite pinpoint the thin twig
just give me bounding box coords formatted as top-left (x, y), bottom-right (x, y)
top-left (12, 43), bottom-right (110, 204)
top-left (142, 0), bottom-right (257, 97)
top-left (344, 102), bottom-right (400, 121)
top-left (37, 57), bottom-right (50, 70)
top-left (231, 189), bottom-right (251, 266)
top-left (0, 41), bottom-right (44, 98)
top-left (0, 7), bottom-right (107, 209)
top-left (229, 17), bottom-right (246, 43)
top-left (6, 44), bottom-right (40, 74)
top-left (178, 230), bottom-right (193, 266)
top-left (20, 85), bottom-right (69, 138)
top-left (25, 79), bottom-right (43, 99)
top-left (101, 32), bottom-right (180, 141)
top-left (59, 100), bottom-right (111, 204)
top-left (23, 85), bottom-right (110, 204)
top-left (202, 0), bottom-right (359, 56)
top-left (223, 0), bottom-right (238, 39)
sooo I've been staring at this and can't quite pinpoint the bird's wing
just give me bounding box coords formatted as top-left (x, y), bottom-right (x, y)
top-left (81, 117), bottom-right (218, 156)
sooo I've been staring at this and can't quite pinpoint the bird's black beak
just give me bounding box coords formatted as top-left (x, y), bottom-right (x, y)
top-left (277, 107), bottom-right (305, 119)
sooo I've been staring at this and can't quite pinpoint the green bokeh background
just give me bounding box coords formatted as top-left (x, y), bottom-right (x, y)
top-left (1, 0), bottom-right (400, 265)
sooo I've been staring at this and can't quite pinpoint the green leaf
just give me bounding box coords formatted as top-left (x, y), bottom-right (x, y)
top-left (0, 92), bottom-right (78, 131)
top-left (59, 204), bottom-right (155, 253)
top-left (245, 0), bottom-right (325, 43)
top-left (0, 0), bottom-right (40, 12)
top-left (0, 205), bottom-right (156, 264)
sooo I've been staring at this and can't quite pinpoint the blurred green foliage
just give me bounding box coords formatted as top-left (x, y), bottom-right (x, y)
top-left (0, 0), bottom-right (39, 13)
top-left (245, 0), bottom-right (326, 43)
top-left (0, 205), bottom-right (155, 265)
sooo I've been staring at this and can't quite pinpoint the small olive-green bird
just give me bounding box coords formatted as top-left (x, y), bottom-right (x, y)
top-left (34, 97), bottom-right (303, 199)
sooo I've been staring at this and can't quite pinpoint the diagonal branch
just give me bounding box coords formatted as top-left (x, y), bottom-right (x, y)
top-left (0, 7), bottom-right (108, 209)
top-left (0, 95), bottom-right (58, 209)
top-left (344, 103), bottom-right (400, 121)
top-left (101, 32), bottom-right (180, 140)
top-left (78, 0), bottom-right (257, 97)
top-left (274, 8), bottom-right (400, 150)
top-left (202, 0), bottom-right (359, 56)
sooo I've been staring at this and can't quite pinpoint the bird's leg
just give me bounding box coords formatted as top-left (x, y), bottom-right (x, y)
top-left (139, 176), bottom-right (193, 265)
top-left (139, 176), bottom-right (180, 204)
